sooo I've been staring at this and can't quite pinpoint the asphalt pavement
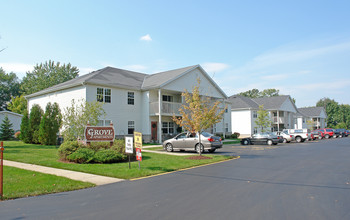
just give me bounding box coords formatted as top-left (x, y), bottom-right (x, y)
top-left (1, 138), bottom-right (350, 220)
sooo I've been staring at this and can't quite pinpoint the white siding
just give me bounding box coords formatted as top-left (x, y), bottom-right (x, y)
top-left (163, 68), bottom-right (224, 99)
top-left (86, 85), bottom-right (143, 136)
top-left (0, 112), bottom-right (22, 131)
top-left (27, 86), bottom-right (87, 114)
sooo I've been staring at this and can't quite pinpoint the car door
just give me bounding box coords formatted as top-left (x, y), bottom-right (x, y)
top-left (172, 133), bottom-right (187, 149)
top-left (185, 133), bottom-right (199, 149)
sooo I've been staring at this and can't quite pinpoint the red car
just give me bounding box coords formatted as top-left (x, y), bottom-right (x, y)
top-left (316, 128), bottom-right (334, 139)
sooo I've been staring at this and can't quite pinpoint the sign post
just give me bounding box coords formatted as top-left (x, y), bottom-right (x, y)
top-left (125, 137), bottom-right (133, 169)
top-left (134, 132), bottom-right (142, 169)
top-left (0, 142), bottom-right (4, 200)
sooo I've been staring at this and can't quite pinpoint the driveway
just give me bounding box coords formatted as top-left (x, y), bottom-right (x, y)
top-left (1, 138), bottom-right (350, 220)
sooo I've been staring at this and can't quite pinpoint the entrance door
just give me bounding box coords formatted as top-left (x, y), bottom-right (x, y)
top-left (151, 121), bottom-right (157, 142)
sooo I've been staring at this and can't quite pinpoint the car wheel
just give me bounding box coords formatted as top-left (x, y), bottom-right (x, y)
top-left (195, 144), bottom-right (204, 153)
top-left (325, 134), bottom-right (329, 139)
top-left (208, 149), bottom-right (216, 153)
top-left (296, 136), bottom-right (302, 143)
top-left (166, 143), bottom-right (173, 152)
top-left (267, 139), bottom-right (273, 146)
top-left (243, 139), bottom-right (249, 145)
top-left (318, 136), bottom-right (322, 140)
top-left (283, 138), bottom-right (287, 143)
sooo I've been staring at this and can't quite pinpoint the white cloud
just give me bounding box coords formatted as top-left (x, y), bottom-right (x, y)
top-left (0, 62), bottom-right (34, 78)
top-left (201, 62), bottom-right (229, 73)
top-left (140, 34), bottom-right (152, 41)
top-left (261, 74), bottom-right (289, 81)
top-left (79, 67), bottom-right (96, 76)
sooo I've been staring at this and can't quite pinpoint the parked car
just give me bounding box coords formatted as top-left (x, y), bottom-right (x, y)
top-left (310, 130), bottom-right (322, 140)
top-left (163, 132), bottom-right (222, 153)
top-left (241, 132), bottom-right (279, 146)
top-left (272, 131), bottom-right (293, 143)
top-left (316, 128), bottom-right (334, 139)
top-left (335, 129), bottom-right (348, 137)
top-left (333, 129), bottom-right (340, 138)
top-left (283, 129), bottom-right (310, 143)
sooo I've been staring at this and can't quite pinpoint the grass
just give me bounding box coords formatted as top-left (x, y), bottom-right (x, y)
top-left (2, 166), bottom-right (94, 200)
top-left (2, 141), bottom-right (235, 180)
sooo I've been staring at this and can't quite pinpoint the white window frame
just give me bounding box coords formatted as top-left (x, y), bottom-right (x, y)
top-left (128, 92), bottom-right (134, 105)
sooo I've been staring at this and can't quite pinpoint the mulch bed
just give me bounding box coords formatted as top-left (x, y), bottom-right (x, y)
top-left (186, 155), bottom-right (212, 160)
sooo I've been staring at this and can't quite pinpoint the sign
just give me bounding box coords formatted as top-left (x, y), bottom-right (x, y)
top-left (134, 132), bottom-right (142, 149)
top-left (84, 126), bottom-right (115, 142)
top-left (136, 148), bottom-right (142, 161)
top-left (125, 137), bottom-right (133, 154)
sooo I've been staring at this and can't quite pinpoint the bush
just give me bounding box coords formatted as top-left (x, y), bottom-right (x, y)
top-left (231, 132), bottom-right (240, 139)
top-left (67, 148), bottom-right (95, 163)
top-left (94, 149), bottom-right (126, 163)
top-left (58, 141), bottom-right (83, 160)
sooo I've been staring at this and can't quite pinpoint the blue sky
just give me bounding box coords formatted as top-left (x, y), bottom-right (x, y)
top-left (1, 0), bottom-right (349, 107)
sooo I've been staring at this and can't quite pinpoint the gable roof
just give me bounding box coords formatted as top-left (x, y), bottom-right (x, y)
top-left (25, 65), bottom-right (227, 99)
top-left (0, 110), bottom-right (23, 118)
top-left (252, 95), bottom-right (291, 110)
top-left (298, 107), bottom-right (326, 118)
top-left (142, 65), bottom-right (197, 89)
top-left (228, 95), bottom-right (259, 109)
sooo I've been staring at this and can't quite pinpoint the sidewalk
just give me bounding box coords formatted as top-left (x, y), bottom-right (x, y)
top-left (3, 160), bottom-right (124, 186)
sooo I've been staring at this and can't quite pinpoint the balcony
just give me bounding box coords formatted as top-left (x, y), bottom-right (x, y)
top-left (272, 116), bottom-right (285, 124)
top-left (150, 101), bottom-right (182, 116)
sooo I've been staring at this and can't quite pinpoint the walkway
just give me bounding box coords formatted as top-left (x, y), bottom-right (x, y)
top-left (3, 160), bottom-right (124, 186)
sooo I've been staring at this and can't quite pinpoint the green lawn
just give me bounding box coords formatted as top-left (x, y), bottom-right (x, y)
top-left (2, 141), bottom-right (235, 180)
top-left (2, 166), bottom-right (94, 200)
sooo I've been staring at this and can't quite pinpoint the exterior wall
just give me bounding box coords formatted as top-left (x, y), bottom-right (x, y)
top-left (231, 110), bottom-right (252, 137)
top-left (0, 112), bottom-right (23, 131)
top-left (163, 68), bottom-right (224, 99)
top-left (27, 86), bottom-right (87, 114)
top-left (86, 85), bottom-right (143, 137)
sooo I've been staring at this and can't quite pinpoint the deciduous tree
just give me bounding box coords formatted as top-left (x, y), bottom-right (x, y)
top-left (0, 68), bottom-right (21, 110)
top-left (62, 99), bottom-right (105, 141)
top-left (255, 105), bottom-right (271, 132)
top-left (21, 60), bottom-right (79, 95)
top-left (173, 78), bottom-right (226, 155)
top-left (7, 95), bottom-right (27, 115)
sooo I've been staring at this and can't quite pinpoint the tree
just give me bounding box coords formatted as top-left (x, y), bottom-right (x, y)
top-left (0, 68), bottom-right (21, 110)
top-left (172, 78), bottom-right (226, 155)
top-left (20, 110), bottom-right (31, 143)
top-left (260, 89), bottom-right (280, 97)
top-left (21, 60), bottom-right (79, 95)
top-left (39, 102), bottom-right (62, 145)
top-left (0, 114), bottom-right (15, 140)
top-left (255, 105), bottom-right (271, 132)
top-left (7, 95), bottom-right (27, 115)
top-left (238, 89), bottom-right (260, 98)
top-left (62, 99), bottom-right (105, 141)
top-left (29, 104), bottom-right (44, 144)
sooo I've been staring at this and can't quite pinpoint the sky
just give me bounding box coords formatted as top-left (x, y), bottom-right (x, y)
top-left (1, 0), bottom-right (350, 107)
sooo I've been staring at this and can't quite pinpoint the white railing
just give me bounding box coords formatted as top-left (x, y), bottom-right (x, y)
top-left (272, 116), bottom-right (285, 124)
top-left (150, 101), bottom-right (182, 115)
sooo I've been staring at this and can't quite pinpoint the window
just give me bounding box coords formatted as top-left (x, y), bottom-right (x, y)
top-left (162, 95), bottom-right (173, 102)
top-left (225, 123), bottom-right (229, 132)
top-left (253, 128), bottom-right (258, 134)
top-left (97, 120), bottom-right (112, 126)
top-left (213, 124), bottom-right (217, 133)
top-left (128, 92), bottom-right (134, 105)
top-left (162, 122), bottom-right (174, 134)
top-left (97, 88), bottom-right (111, 103)
top-left (128, 121), bottom-right (134, 134)
top-left (253, 111), bottom-right (257, 118)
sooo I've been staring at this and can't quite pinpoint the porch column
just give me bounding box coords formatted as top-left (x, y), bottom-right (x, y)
top-left (222, 99), bottom-right (225, 138)
top-left (158, 89), bottom-right (162, 143)
top-left (277, 111), bottom-right (280, 132)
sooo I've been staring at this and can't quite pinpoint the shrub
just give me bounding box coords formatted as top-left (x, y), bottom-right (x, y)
top-left (67, 148), bottom-right (95, 163)
top-left (58, 141), bottom-right (83, 160)
top-left (88, 142), bottom-right (110, 152)
top-left (94, 149), bottom-right (126, 163)
top-left (231, 132), bottom-right (240, 139)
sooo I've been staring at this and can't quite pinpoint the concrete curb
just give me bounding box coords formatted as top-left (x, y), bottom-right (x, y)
top-left (4, 160), bottom-right (124, 186)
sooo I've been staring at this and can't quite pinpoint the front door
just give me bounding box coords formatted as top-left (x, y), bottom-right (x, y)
top-left (151, 121), bottom-right (157, 142)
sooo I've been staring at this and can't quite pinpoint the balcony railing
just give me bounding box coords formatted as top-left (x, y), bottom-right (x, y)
top-left (272, 116), bottom-right (286, 124)
top-left (150, 101), bottom-right (182, 115)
